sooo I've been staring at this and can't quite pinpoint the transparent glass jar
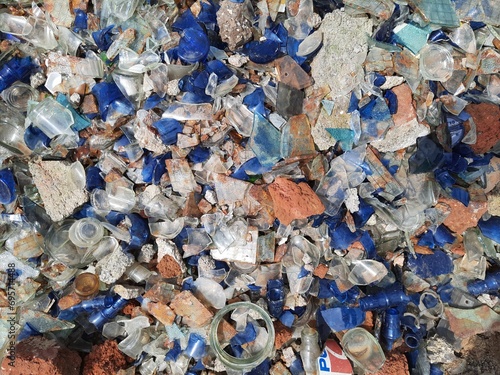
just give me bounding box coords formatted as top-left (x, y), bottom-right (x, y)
top-left (209, 302), bottom-right (275, 372)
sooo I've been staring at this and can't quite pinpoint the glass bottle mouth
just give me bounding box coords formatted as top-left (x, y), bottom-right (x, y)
top-left (209, 302), bottom-right (275, 371)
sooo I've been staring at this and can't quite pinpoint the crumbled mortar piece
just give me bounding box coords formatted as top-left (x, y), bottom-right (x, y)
top-left (217, 0), bottom-right (253, 51)
top-left (310, 10), bottom-right (373, 97)
top-left (29, 160), bottom-right (88, 222)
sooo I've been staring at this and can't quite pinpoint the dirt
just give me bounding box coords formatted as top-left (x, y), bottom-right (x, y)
top-left (0, 336), bottom-right (82, 375)
top-left (445, 332), bottom-right (500, 375)
top-left (82, 340), bottom-right (129, 375)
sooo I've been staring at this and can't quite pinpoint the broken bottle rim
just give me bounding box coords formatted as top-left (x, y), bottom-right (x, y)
top-left (209, 301), bottom-right (275, 371)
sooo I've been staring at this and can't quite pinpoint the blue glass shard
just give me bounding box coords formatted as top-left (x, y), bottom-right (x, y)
top-left (247, 359), bottom-right (271, 375)
top-left (478, 216), bottom-right (500, 244)
top-left (187, 146), bottom-right (211, 163)
top-left (56, 93), bottom-right (91, 131)
top-left (206, 60), bottom-right (233, 81)
top-left (24, 125), bottom-right (51, 150)
top-left (86, 166), bottom-right (105, 191)
top-left (321, 100), bottom-right (334, 115)
top-left (373, 73), bottom-right (386, 87)
top-left (449, 186), bottom-right (469, 206)
top-left (329, 222), bottom-right (359, 249)
top-left (248, 112), bottom-right (282, 168)
top-left (287, 37), bottom-right (307, 65)
top-left (171, 9), bottom-right (203, 32)
top-left (243, 88), bottom-right (267, 117)
top-left (406, 250), bottom-right (453, 278)
top-left (325, 128), bottom-right (355, 151)
top-left (196, 0), bottom-right (219, 31)
top-left (185, 333), bottom-right (206, 360)
top-left (73, 9), bottom-right (88, 32)
top-left (245, 39), bottom-right (281, 64)
top-left (143, 93), bottom-right (164, 110)
top-left (230, 322), bottom-right (257, 347)
top-left (151, 118), bottom-right (183, 145)
top-left (418, 230), bottom-right (435, 248)
top-left (384, 89), bottom-right (398, 114)
top-left (0, 169), bottom-right (16, 204)
top-left (434, 169), bottom-right (455, 189)
top-left (165, 339), bottom-right (182, 361)
top-left (359, 97), bottom-right (393, 143)
top-left (320, 306), bottom-right (365, 332)
top-left (178, 28), bottom-right (210, 64)
top-left (124, 213), bottom-right (150, 251)
top-left (91, 81), bottom-right (131, 121)
top-left (409, 136), bottom-right (444, 174)
top-left (359, 231), bottom-right (377, 259)
top-left (279, 310), bottom-right (295, 327)
top-left (231, 158), bottom-right (270, 181)
top-left (353, 199), bottom-right (375, 227)
top-left (0, 56), bottom-right (37, 92)
top-left (92, 25), bottom-right (115, 51)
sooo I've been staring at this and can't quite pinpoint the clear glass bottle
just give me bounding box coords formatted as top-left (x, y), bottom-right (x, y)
top-left (300, 326), bottom-right (321, 375)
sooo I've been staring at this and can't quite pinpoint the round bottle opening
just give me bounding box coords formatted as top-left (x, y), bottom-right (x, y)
top-left (209, 302), bottom-right (275, 371)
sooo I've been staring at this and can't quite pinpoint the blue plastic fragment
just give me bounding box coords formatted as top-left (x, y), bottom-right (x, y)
top-left (0, 56), bottom-right (37, 92)
top-left (359, 289), bottom-right (410, 311)
top-left (185, 333), bottom-right (206, 360)
top-left (382, 308), bottom-right (402, 350)
top-left (178, 28), bottom-right (210, 63)
top-left (0, 169), bottom-right (16, 204)
top-left (319, 306), bottom-right (365, 332)
top-left (88, 296), bottom-right (128, 329)
top-left (467, 271), bottom-right (500, 296)
top-left (406, 250), bottom-right (453, 278)
top-left (59, 294), bottom-right (116, 321)
top-left (165, 339), bottom-right (182, 361)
